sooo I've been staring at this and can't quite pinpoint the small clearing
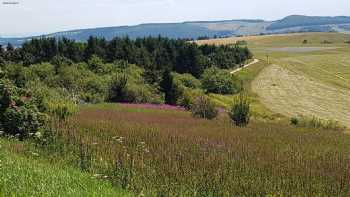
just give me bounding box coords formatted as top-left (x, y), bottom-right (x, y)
top-left (252, 64), bottom-right (350, 127)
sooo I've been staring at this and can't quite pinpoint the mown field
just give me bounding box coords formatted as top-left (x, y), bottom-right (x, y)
top-left (198, 32), bottom-right (350, 128)
top-left (4, 103), bottom-right (348, 196)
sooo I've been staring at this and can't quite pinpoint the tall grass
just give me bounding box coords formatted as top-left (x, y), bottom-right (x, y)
top-left (21, 104), bottom-right (350, 196)
top-left (0, 139), bottom-right (130, 197)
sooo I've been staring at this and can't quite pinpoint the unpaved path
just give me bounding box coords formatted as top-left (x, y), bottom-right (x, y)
top-left (231, 59), bottom-right (259, 74)
top-left (252, 64), bottom-right (350, 127)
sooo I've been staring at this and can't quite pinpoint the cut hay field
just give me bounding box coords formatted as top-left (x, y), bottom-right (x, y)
top-left (198, 32), bottom-right (350, 127)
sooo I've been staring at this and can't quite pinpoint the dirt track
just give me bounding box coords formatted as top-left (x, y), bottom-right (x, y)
top-left (230, 59), bottom-right (259, 74)
top-left (252, 64), bottom-right (350, 127)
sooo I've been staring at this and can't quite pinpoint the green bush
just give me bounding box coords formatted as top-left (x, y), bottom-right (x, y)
top-left (173, 73), bottom-right (201, 89)
top-left (108, 72), bottom-right (162, 104)
top-left (25, 81), bottom-right (78, 121)
top-left (229, 94), bottom-right (251, 127)
top-left (108, 73), bottom-right (128, 102)
top-left (290, 117), bottom-right (299, 125)
top-left (201, 67), bottom-right (240, 94)
top-left (177, 88), bottom-right (204, 110)
top-left (290, 115), bottom-right (345, 131)
top-left (87, 55), bottom-right (113, 74)
top-left (0, 80), bottom-right (48, 138)
top-left (46, 99), bottom-right (77, 120)
top-left (190, 95), bottom-right (218, 119)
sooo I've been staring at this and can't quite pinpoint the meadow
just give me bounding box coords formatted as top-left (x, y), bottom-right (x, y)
top-left (5, 103), bottom-right (348, 196)
top-left (0, 138), bottom-right (130, 197)
top-left (198, 32), bottom-right (350, 128)
top-left (1, 32), bottom-right (350, 196)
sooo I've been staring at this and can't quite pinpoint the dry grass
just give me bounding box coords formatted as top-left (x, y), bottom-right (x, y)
top-left (252, 64), bottom-right (350, 128)
top-left (198, 32), bottom-right (350, 125)
top-left (195, 32), bottom-right (350, 46)
top-left (31, 103), bottom-right (350, 196)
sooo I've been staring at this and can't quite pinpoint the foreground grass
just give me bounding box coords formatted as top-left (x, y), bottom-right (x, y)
top-left (0, 139), bottom-right (130, 197)
top-left (29, 103), bottom-right (350, 196)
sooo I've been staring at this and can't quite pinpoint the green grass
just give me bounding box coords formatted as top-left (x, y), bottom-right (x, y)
top-left (0, 138), bottom-right (130, 197)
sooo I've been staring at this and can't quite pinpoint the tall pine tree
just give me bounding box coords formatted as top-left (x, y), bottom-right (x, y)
top-left (160, 69), bottom-right (176, 105)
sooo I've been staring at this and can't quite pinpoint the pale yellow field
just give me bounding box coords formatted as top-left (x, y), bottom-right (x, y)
top-left (252, 64), bottom-right (350, 127)
top-left (199, 33), bottom-right (350, 127)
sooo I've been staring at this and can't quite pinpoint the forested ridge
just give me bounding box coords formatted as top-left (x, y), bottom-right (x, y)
top-left (1, 36), bottom-right (251, 78)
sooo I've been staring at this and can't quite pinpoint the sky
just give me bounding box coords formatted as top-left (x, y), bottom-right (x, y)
top-left (0, 0), bottom-right (349, 37)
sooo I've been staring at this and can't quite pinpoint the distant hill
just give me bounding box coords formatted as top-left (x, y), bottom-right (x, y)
top-left (267, 15), bottom-right (350, 30)
top-left (2, 15), bottom-right (350, 46)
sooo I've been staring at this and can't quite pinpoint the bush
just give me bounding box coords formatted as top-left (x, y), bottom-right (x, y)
top-left (124, 83), bottom-right (162, 104)
top-left (190, 95), bottom-right (218, 119)
top-left (229, 94), bottom-right (251, 127)
top-left (0, 79), bottom-right (48, 138)
top-left (177, 88), bottom-right (204, 110)
top-left (290, 117), bottom-right (299, 126)
top-left (108, 72), bottom-right (162, 104)
top-left (290, 115), bottom-right (345, 131)
top-left (46, 99), bottom-right (77, 120)
top-left (201, 67), bottom-right (240, 94)
top-left (173, 73), bottom-right (201, 89)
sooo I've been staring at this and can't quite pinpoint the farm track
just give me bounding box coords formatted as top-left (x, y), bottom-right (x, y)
top-left (231, 59), bottom-right (259, 74)
top-left (252, 64), bottom-right (350, 127)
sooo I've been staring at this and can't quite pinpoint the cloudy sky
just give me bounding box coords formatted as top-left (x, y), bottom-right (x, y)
top-left (1, 0), bottom-right (349, 37)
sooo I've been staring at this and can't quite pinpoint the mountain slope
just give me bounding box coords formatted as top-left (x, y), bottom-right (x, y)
top-left (267, 15), bottom-right (350, 30)
top-left (1, 15), bottom-right (350, 46)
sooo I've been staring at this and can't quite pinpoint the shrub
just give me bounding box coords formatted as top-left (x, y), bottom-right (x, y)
top-left (190, 95), bottom-right (218, 119)
top-left (46, 99), bottom-right (77, 120)
top-left (177, 88), bottom-right (204, 110)
top-left (290, 115), bottom-right (345, 131)
top-left (124, 83), bottom-right (162, 104)
top-left (229, 93), bottom-right (251, 127)
top-left (322, 40), bottom-right (333, 44)
top-left (290, 117), bottom-right (299, 125)
top-left (173, 73), bottom-right (201, 89)
top-left (25, 81), bottom-right (78, 121)
top-left (108, 72), bottom-right (162, 104)
top-left (108, 73), bottom-right (128, 102)
top-left (87, 55), bottom-right (112, 74)
top-left (0, 79), bottom-right (48, 138)
top-left (201, 67), bottom-right (240, 94)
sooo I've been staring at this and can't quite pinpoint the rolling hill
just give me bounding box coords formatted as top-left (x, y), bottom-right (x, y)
top-left (1, 15), bottom-right (350, 46)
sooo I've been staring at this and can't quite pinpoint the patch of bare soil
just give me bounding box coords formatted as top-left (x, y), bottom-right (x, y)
top-left (252, 64), bottom-right (350, 127)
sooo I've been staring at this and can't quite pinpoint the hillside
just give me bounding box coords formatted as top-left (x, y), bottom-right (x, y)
top-left (197, 32), bottom-right (350, 128)
top-left (2, 15), bottom-right (350, 46)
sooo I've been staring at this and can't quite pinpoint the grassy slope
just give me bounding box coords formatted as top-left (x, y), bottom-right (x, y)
top-left (0, 139), bottom-right (130, 197)
top-left (38, 103), bottom-right (350, 195)
top-left (198, 32), bottom-right (350, 125)
top-left (208, 60), bottom-right (283, 120)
